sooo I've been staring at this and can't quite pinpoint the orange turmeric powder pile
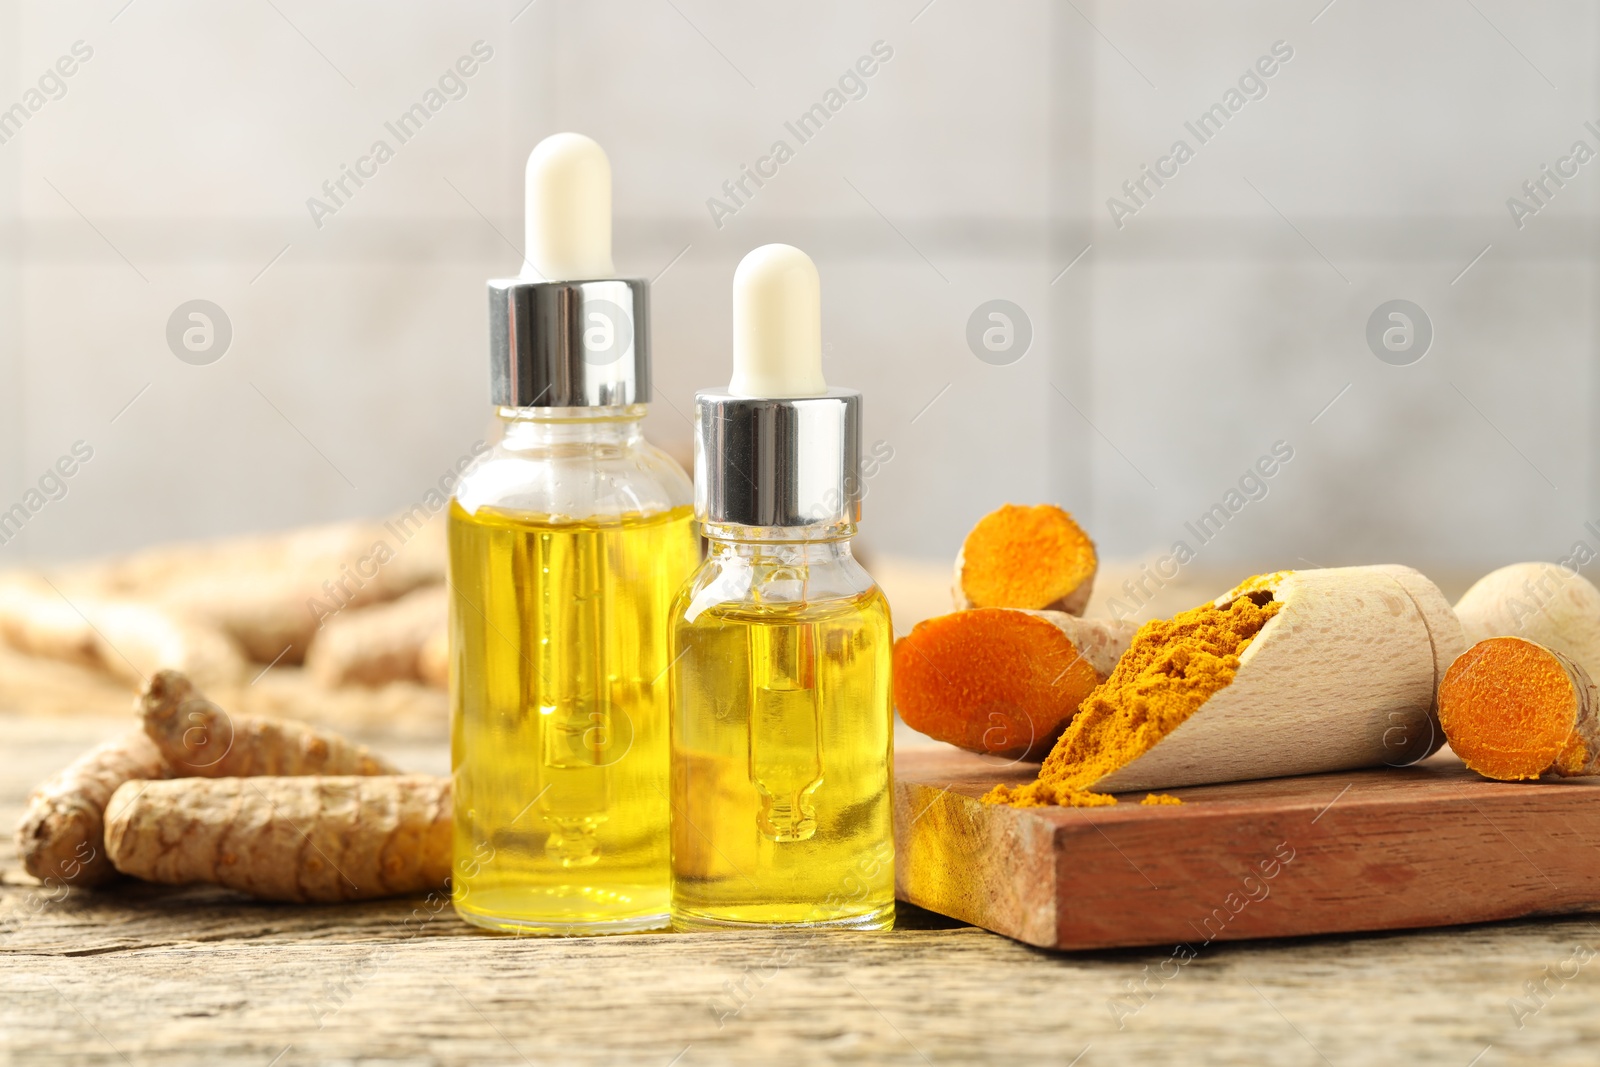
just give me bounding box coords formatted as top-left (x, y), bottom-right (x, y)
top-left (985, 591), bottom-right (1280, 807)
top-left (956, 504), bottom-right (1097, 614)
top-left (1438, 637), bottom-right (1600, 781)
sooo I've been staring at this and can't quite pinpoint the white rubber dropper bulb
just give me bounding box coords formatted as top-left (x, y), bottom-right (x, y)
top-left (522, 132), bottom-right (616, 282)
top-left (730, 244), bottom-right (827, 398)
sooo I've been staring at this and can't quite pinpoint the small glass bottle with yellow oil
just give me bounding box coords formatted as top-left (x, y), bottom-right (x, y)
top-left (669, 244), bottom-right (894, 931)
top-left (449, 134), bottom-right (697, 935)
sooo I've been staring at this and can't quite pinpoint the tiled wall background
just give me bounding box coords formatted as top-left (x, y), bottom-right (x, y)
top-left (1, 0), bottom-right (1595, 582)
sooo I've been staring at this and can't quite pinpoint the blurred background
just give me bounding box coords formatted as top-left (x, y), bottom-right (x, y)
top-left (2, 0), bottom-right (1595, 617)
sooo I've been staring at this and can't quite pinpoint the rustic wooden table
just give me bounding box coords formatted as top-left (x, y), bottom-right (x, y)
top-left (4, 711), bottom-right (1598, 1066)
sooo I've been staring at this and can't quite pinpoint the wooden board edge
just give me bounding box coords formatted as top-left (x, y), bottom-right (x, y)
top-left (893, 778), bottom-right (1062, 948)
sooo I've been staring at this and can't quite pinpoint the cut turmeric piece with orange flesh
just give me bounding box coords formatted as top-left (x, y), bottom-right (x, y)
top-left (1438, 637), bottom-right (1600, 781)
top-left (955, 504), bottom-right (1098, 614)
top-left (986, 592), bottom-right (1280, 807)
top-left (893, 609), bottom-right (1134, 759)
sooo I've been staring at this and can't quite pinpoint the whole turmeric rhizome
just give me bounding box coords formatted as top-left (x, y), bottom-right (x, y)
top-left (984, 565), bottom-right (1466, 807)
top-left (15, 669), bottom-right (449, 902)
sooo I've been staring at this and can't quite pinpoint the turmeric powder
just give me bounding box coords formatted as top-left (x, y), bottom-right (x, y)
top-left (985, 591), bottom-right (1280, 807)
top-left (1141, 793), bottom-right (1182, 806)
top-left (1438, 637), bottom-right (1600, 781)
top-left (954, 504), bottom-right (1097, 614)
top-left (892, 609), bottom-right (1135, 758)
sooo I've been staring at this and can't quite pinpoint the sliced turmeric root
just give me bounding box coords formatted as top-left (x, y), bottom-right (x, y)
top-left (1438, 636), bottom-right (1600, 781)
top-left (1453, 562), bottom-right (1600, 683)
top-left (954, 504), bottom-right (1098, 614)
top-left (893, 609), bottom-right (1134, 759)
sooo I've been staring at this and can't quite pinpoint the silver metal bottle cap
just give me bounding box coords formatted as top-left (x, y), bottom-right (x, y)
top-left (488, 277), bottom-right (650, 407)
top-left (694, 389), bottom-right (862, 527)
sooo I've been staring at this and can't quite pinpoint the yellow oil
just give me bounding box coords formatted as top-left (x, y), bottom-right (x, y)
top-left (449, 501), bottom-right (699, 934)
top-left (669, 587), bottom-right (895, 929)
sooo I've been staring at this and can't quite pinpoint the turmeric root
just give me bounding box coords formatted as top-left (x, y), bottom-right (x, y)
top-left (0, 577), bottom-right (246, 688)
top-left (0, 578), bottom-right (99, 669)
top-left (305, 585), bottom-right (446, 688)
top-left (14, 731), bottom-right (172, 887)
top-left (417, 626), bottom-right (449, 690)
top-left (1438, 637), bottom-right (1600, 781)
top-left (140, 669), bottom-right (398, 776)
top-left (13, 671), bottom-right (402, 889)
top-left (1453, 563), bottom-right (1600, 683)
top-left (78, 519), bottom-right (446, 664)
top-left (104, 775), bottom-right (451, 902)
top-left (893, 609), bottom-right (1134, 759)
top-left (954, 504), bottom-right (1097, 614)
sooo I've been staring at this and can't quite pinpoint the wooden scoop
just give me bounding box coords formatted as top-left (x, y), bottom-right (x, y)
top-left (1094, 565), bottom-right (1466, 792)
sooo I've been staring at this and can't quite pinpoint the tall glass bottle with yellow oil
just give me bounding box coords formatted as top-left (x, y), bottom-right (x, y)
top-left (669, 244), bottom-right (894, 931)
top-left (450, 134), bottom-right (696, 935)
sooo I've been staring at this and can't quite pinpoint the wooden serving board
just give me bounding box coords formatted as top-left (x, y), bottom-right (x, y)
top-left (893, 747), bottom-right (1600, 950)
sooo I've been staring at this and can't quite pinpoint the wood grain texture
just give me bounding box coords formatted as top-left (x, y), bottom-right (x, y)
top-left (897, 747), bottom-right (1600, 951)
top-left (9, 714), bottom-right (1600, 1065)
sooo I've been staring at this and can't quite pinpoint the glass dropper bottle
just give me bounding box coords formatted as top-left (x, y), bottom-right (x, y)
top-left (668, 244), bottom-right (895, 931)
top-left (449, 133), bottom-right (697, 935)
